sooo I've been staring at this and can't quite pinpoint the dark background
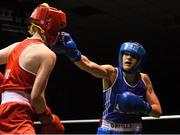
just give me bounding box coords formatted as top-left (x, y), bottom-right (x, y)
top-left (0, 0), bottom-right (180, 133)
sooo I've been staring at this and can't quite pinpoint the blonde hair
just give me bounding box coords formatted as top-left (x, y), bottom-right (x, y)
top-left (28, 23), bottom-right (45, 35)
top-left (28, 3), bottom-right (50, 35)
top-left (40, 3), bottom-right (49, 7)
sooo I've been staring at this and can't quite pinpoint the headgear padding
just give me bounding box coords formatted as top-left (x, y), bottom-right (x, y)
top-left (29, 3), bottom-right (66, 45)
top-left (118, 42), bottom-right (147, 73)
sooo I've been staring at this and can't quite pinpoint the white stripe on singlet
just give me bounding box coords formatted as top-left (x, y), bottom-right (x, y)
top-left (1, 90), bottom-right (30, 105)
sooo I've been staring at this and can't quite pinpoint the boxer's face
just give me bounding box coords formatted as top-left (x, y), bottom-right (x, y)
top-left (122, 52), bottom-right (138, 72)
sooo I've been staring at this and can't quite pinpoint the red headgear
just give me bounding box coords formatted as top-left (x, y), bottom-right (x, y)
top-left (29, 3), bottom-right (66, 45)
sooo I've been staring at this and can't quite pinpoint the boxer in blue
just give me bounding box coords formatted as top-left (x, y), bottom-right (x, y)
top-left (53, 32), bottom-right (162, 134)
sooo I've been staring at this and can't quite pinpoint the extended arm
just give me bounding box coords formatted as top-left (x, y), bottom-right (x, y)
top-left (52, 32), bottom-right (115, 79)
top-left (74, 55), bottom-right (115, 79)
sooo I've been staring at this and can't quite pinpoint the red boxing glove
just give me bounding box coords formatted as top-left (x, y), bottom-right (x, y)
top-left (37, 107), bottom-right (65, 134)
top-left (41, 114), bottom-right (65, 134)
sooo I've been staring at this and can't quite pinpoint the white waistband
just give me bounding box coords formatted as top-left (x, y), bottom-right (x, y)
top-left (1, 90), bottom-right (30, 105)
top-left (101, 120), bottom-right (142, 132)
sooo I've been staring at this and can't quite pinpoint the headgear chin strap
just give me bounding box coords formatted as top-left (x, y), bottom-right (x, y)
top-left (29, 3), bottom-right (67, 46)
top-left (118, 42), bottom-right (147, 73)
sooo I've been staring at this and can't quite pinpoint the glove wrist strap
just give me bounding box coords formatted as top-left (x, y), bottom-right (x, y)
top-left (37, 107), bottom-right (53, 125)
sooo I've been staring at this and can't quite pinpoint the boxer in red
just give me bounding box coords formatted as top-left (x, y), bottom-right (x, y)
top-left (0, 3), bottom-right (66, 134)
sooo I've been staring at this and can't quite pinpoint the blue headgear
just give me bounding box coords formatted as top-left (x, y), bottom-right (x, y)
top-left (118, 42), bottom-right (147, 73)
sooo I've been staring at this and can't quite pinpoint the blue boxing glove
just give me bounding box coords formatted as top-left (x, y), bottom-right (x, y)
top-left (118, 91), bottom-right (152, 115)
top-left (51, 32), bottom-right (81, 62)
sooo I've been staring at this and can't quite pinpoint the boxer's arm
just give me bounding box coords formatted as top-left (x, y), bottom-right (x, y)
top-left (74, 55), bottom-right (116, 79)
top-left (31, 50), bottom-right (56, 114)
top-left (52, 32), bottom-right (116, 79)
top-left (142, 73), bottom-right (162, 117)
